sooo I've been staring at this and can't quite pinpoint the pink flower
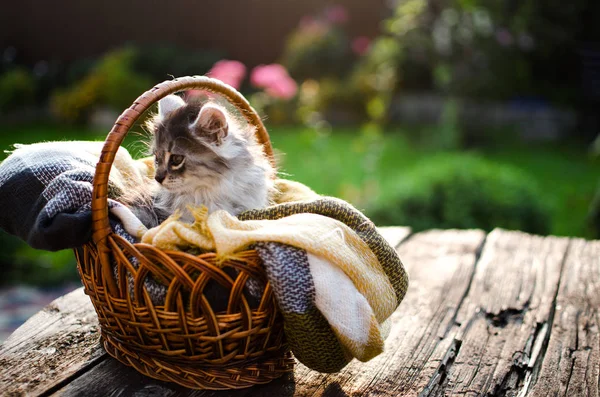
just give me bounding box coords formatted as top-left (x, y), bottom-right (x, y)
top-left (265, 79), bottom-right (298, 100)
top-left (325, 5), bottom-right (349, 24)
top-left (250, 64), bottom-right (285, 87)
top-left (206, 60), bottom-right (247, 89)
top-left (251, 64), bottom-right (298, 100)
top-left (495, 28), bottom-right (514, 47)
top-left (352, 36), bottom-right (371, 56)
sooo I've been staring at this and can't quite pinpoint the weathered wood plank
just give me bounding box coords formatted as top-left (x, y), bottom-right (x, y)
top-left (423, 229), bottom-right (570, 396)
top-left (55, 229), bottom-right (485, 396)
top-left (0, 288), bottom-right (105, 396)
top-left (53, 358), bottom-right (230, 397)
top-left (377, 226), bottom-right (412, 249)
top-left (530, 238), bottom-right (600, 396)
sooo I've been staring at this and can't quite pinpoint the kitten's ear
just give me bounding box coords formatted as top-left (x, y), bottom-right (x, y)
top-left (158, 95), bottom-right (186, 119)
top-left (192, 104), bottom-right (229, 145)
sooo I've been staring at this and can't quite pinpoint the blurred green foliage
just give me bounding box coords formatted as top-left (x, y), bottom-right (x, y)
top-left (279, 8), bottom-right (378, 125)
top-left (131, 44), bottom-right (222, 82)
top-left (0, 44), bottom-right (220, 124)
top-left (0, 68), bottom-right (36, 111)
top-left (349, 37), bottom-right (403, 124)
top-left (0, 231), bottom-right (79, 287)
top-left (271, 126), bottom-right (599, 239)
top-left (369, 0), bottom-right (588, 103)
top-left (281, 18), bottom-right (353, 82)
top-left (50, 48), bottom-right (152, 123)
top-left (367, 154), bottom-right (550, 234)
top-left (279, 0), bottom-right (590, 130)
top-left (250, 91), bottom-right (301, 125)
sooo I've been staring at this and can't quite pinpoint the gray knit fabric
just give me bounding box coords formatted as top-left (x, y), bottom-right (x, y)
top-left (253, 242), bottom-right (314, 313)
top-left (0, 141), bottom-right (125, 250)
top-left (253, 242), bottom-right (348, 373)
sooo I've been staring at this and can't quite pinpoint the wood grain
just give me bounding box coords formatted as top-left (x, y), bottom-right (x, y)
top-left (56, 229), bottom-right (486, 396)
top-left (377, 226), bottom-right (412, 249)
top-left (530, 238), bottom-right (600, 396)
top-left (0, 288), bottom-right (105, 396)
top-left (423, 229), bottom-right (570, 396)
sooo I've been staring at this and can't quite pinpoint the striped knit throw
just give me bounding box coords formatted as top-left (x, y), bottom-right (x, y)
top-left (141, 184), bottom-right (409, 373)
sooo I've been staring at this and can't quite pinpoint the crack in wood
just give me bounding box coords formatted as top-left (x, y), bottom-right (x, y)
top-left (494, 322), bottom-right (547, 397)
top-left (418, 231), bottom-right (571, 397)
top-left (419, 339), bottom-right (463, 397)
top-left (404, 236), bottom-right (487, 396)
top-left (0, 288), bottom-right (107, 396)
top-left (483, 302), bottom-right (529, 328)
top-left (417, 234), bottom-right (488, 396)
top-left (503, 241), bottom-right (571, 397)
top-left (562, 309), bottom-right (581, 397)
top-left (529, 238), bottom-right (600, 396)
top-left (522, 240), bottom-right (570, 396)
top-left (442, 235), bottom-right (488, 339)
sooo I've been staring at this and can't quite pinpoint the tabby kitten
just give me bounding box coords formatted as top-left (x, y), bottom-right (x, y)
top-left (138, 94), bottom-right (275, 225)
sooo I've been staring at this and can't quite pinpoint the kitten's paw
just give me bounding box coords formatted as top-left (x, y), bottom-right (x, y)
top-left (109, 204), bottom-right (149, 239)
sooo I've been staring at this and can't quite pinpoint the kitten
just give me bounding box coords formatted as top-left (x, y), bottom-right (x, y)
top-left (134, 94), bottom-right (275, 227)
top-left (110, 95), bottom-right (273, 308)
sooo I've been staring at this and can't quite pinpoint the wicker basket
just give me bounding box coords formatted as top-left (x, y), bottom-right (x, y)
top-left (76, 76), bottom-right (294, 390)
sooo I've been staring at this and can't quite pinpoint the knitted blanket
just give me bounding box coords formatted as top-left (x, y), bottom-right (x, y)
top-left (142, 197), bottom-right (409, 372)
top-left (0, 141), bottom-right (150, 251)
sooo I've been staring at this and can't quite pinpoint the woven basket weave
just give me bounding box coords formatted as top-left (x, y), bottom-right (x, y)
top-left (76, 76), bottom-right (294, 390)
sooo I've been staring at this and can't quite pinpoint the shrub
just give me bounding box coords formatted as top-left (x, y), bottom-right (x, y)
top-left (281, 8), bottom-right (354, 81)
top-left (132, 44), bottom-right (223, 82)
top-left (0, 68), bottom-right (36, 111)
top-left (99, 49), bottom-right (152, 110)
top-left (51, 48), bottom-right (151, 123)
top-left (50, 73), bottom-right (103, 124)
top-left (367, 154), bottom-right (551, 234)
top-left (249, 91), bottom-right (299, 125)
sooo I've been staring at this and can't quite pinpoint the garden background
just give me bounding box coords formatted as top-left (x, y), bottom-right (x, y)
top-left (1, 0), bottom-right (599, 340)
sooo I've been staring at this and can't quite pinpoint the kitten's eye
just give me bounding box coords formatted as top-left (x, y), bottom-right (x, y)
top-left (170, 155), bottom-right (185, 168)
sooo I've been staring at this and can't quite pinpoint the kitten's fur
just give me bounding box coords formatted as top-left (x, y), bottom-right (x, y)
top-left (133, 94), bottom-right (275, 227)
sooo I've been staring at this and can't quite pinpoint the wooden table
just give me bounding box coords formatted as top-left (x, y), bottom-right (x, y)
top-left (1, 227), bottom-right (598, 396)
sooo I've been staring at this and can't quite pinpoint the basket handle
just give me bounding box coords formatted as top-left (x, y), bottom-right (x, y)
top-left (90, 76), bottom-right (274, 294)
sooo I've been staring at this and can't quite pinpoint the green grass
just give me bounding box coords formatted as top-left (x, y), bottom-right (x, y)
top-left (478, 142), bottom-right (600, 238)
top-left (270, 126), bottom-right (600, 239)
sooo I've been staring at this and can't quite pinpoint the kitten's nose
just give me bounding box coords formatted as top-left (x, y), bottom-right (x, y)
top-left (155, 172), bottom-right (166, 184)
